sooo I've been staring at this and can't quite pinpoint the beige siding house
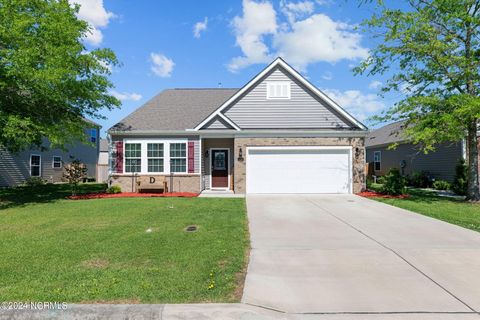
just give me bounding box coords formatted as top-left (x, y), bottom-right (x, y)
top-left (108, 58), bottom-right (368, 194)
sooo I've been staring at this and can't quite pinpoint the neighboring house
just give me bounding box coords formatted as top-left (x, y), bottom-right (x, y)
top-left (365, 121), bottom-right (464, 182)
top-left (108, 58), bottom-right (368, 194)
top-left (0, 126), bottom-right (100, 187)
top-left (97, 138), bottom-right (109, 183)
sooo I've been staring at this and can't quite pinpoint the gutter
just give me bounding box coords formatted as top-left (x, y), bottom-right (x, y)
top-left (108, 129), bottom-right (369, 138)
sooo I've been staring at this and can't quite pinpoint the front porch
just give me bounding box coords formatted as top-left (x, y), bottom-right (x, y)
top-left (201, 138), bottom-right (235, 192)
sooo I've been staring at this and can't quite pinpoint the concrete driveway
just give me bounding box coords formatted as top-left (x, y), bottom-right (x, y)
top-left (242, 194), bottom-right (480, 315)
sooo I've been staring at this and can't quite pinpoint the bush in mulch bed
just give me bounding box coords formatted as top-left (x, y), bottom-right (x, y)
top-left (357, 191), bottom-right (409, 199)
top-left (68, 192), bottom-right (199, 200)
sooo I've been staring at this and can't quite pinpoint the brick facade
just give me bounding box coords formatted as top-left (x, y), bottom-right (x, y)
top-left (110, 174), bottom-right (201, 193)
top-left (233, 137), bottom-right (365, 194)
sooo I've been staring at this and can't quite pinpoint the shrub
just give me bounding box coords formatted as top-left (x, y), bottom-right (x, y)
top-left (452, 159), bottom-right (468, 195)
top-left (376, 176), bottom-right (386, 184)
top-left (63, 159), bottom-right (87, 196)
top-left (24, 177), bottom-right (47, 187)
top-left (106, 185), bottom-right (122, 194)
top-left (381, 168), bottom-right (406, 195)
top-left (432, 180), bottom-right (451, 191)
top-left (408, 171), bottom-right (430, 188)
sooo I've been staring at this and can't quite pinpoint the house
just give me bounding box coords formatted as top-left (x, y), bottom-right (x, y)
top-left (97, 138), bottom-right (109, 183)
top-left (107, 58), bottom-right (368, 194)
top-left (0, 125), bottom-right (100, 187)
top-left (365, 121), bottom-right (464, 182)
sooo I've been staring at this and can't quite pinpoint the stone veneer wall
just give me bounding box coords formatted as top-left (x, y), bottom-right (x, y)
top-left (110, 174), bottom-right (200, 193)
top-left (233, 137), bottom-right (365, 194)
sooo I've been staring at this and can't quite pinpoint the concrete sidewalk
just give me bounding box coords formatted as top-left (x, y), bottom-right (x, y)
top-left (1, 303), bottom-right (479, 320)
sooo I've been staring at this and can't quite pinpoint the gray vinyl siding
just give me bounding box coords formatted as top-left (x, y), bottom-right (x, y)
top-left (0, 132), bottom-right (100, 187)
top-left (366, 141), bottom-right (463, 182)
top-left (202, 116), bottom-right (234, 130)
top-left (223, 66), bottom-right (353, 129)
top-left (109, 135), bottom-right (201, 174)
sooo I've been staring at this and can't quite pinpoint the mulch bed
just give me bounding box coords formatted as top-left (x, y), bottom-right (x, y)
top-left (68, 192), bottom-right (199, 200)
top-left (357, 191), bottom-right (409, 199)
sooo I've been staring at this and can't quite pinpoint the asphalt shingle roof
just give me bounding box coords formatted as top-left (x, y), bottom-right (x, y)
top-left (109, 88), bottom-right (238, 132)
top-left (365, 121), bottom-right (407, 148)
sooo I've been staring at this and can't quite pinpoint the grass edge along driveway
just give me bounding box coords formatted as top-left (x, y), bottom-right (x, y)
top-left (370, 188), bottom-right (480, 233)
top-left (0, 184), bottom-right (249, 303)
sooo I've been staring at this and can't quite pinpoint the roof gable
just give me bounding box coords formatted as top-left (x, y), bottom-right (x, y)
top-left (194, 57), bottom-right (367, 131)
top-left (201, 115), bottom-right (236, 130)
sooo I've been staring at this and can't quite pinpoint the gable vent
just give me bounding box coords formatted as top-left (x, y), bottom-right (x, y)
top-left (266, 81), bottom-right (291, 99)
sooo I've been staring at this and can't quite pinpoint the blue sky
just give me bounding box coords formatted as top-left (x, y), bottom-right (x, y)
top-left (74, 0), bottom-right (401, 137)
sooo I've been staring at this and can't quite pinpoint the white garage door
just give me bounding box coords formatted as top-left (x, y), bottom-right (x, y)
top-left (246, 147), bottom-right (351, 194)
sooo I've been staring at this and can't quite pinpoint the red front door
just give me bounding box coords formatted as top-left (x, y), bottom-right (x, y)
top-left (211, 150), bottom-right (228, 188)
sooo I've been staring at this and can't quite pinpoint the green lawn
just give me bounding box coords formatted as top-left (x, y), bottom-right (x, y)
top-left (0, 184), bottom-right (249, 303)
top-left (372, 188), bottom-right (480, 232)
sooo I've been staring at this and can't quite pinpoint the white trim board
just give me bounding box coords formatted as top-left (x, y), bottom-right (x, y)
top-left (193, 57), bottom-right (367, 131)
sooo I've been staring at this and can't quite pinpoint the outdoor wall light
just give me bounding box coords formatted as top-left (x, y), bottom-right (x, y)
top-left (238, 147), bottom-right (244, 161)
top-left (204, 150), bottom-right (209, 158)
top-left (355, 147), bottom-right (360, 159)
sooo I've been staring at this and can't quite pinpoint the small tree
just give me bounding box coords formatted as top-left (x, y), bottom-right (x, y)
top-left (356, 0), bottom-right (480, 201)
top-left (63, 159), bottom-right (87, 196)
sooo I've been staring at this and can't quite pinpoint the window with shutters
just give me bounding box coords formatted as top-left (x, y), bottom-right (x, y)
top-left (266, 81), bottom-right (291, 99)
top-left (125, 143), bottom-right (141, 173)
top-left (170, 143), bottom-right (187, 173)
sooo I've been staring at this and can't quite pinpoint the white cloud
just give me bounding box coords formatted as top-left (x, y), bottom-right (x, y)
top-left (150, 53), bottom-right (175, 78)
top-left (274, 14), bottom-right (369, 70)
top-left (70, 0), bottom-right (115, 46)
top-left (321, 71), bottom-right (333, 80)
top-left (193, 17), bottom-right (208, 38)
top-left (110, 90), bottom-right (142, 102)
top-left (229, 0), bottom-right (368, 72)
top-left (322, 89), bottom-right (385, 122)
top-left (280, 0), bottom-right (315, 24)
top-left (228, 0), bottom-right (277, 72)
top-left (368, 80), bottom-right (382, 90)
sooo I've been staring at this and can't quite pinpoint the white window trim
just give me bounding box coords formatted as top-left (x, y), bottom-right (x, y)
top-left (30, 154), bottom-right (41, 177)
top-left (147, 142), bottom-right (165, 173)
top-left (266, 81), bottom-right (291, 99)
top-left (170, 142), bottom-right (188, 174)
top-left (124, 142), bottom-right (142, 173)
top-left (122, 138), bottom-right (192, 175)
top-left (374, 151), bottom-right (381, 171)
top-left (52, 156), bottom-right (62, 169)
top-left (209, 148), bottom-right (231, 191)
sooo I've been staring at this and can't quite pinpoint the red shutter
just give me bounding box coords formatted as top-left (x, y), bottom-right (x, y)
top-left (115, 141), bottom-right (123, 173)
top-left (188, 141), bottom-right (195, 173)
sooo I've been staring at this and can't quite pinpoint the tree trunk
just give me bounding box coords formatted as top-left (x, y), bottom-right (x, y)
top-left (466, 120), bottom-right (480, 201)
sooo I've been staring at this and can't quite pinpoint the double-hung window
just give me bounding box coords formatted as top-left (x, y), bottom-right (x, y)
top-left (52, 156), bottom-right (62, 168)
top-left (30, 155), bottom-right (41, 177)
top-left (147, 143), bottom-right (164, 172)
top-left (170, 143), bottom-right (186, 173)
top-left (125, 143), bottom-right (141, 173)
top-left (373, 151), bottom-right (381, 171)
